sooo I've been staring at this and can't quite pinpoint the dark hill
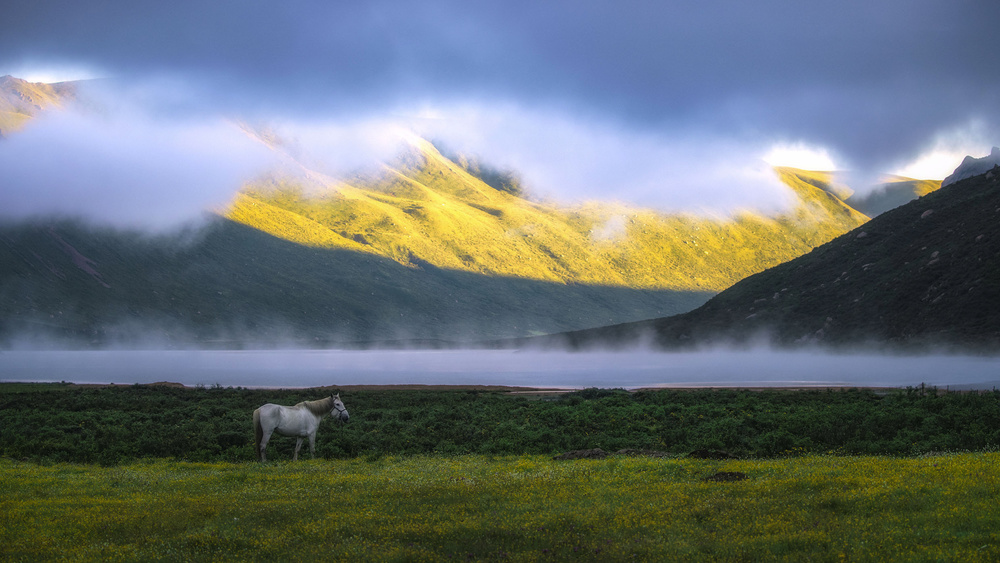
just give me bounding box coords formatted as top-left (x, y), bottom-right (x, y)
top-left (541, 167), bottom-right (1000, 352)
top-left (0, 218), bottom-right (710, 348)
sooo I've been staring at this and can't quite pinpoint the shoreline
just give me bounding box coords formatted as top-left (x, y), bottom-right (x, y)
top-left (0, 380), bottom-right (946, 394)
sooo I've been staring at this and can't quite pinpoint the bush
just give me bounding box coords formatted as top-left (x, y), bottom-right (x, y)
top-left (2, 384), bottom-right (1000, 464)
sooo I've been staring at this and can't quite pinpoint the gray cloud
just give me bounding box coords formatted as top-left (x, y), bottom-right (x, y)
top-left (410, 103), bottom-right (796, 213)
top-left (0, 108), bottom-right (278, 229)
top-left (2, 0), bottom-right (999, 223)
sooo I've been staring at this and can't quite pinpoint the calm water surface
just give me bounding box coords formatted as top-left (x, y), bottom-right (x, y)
top-left (2, 349), bottom-right (999, 390)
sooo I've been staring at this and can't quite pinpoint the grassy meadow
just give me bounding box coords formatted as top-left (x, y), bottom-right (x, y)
top-left (3, 453), bottom-right (999, 561)
top-left (2, 384), bottom-right (1000, 560)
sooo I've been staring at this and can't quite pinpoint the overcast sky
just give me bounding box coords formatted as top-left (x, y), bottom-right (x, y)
top-left (2, 0), bottom-right (999, 226)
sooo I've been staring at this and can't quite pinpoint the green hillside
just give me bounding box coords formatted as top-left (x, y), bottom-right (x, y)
top-left (544, 167), bottom-right (1000, 351)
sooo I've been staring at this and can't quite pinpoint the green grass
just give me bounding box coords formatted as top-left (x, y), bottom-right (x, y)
top-left (3, 453), bottom-right (999, 561)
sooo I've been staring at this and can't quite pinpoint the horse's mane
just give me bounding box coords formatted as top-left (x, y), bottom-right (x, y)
top-left (299, 396), bottom-right (334, 416)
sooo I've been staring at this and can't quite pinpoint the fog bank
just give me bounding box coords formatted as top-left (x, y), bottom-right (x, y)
top-left (2, 349), bottom-right (998, 390)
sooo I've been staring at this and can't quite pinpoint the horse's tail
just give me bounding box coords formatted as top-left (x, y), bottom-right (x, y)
top-left (253, 408), bottom-right (263, 461)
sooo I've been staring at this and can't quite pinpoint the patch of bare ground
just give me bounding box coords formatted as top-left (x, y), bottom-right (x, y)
top-left (687, 449), bottom-right (736, 460)
top-left (703, 471), bottom-right (749, 482)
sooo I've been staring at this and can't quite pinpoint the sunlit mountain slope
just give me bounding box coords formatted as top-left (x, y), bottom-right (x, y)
top-left (0, 75), bottom-right (76, 136)
top-left (227, 142), bottom-right (869, 293)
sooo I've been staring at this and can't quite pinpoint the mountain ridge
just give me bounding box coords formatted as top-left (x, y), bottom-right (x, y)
top-left (943, 146), bottom-right (1000, 187)
top-left (531, 166), bottom-right (1000, 352)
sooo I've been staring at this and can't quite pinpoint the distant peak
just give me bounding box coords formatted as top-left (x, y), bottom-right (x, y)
top-left (943, 147), bottom-right (1000, 186)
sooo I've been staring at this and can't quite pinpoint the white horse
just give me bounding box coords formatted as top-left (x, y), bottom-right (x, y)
top-left (253, 394), bottom-right (349, 462)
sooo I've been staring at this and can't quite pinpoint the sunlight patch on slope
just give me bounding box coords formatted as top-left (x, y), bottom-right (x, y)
top-left (226, 142), bottom-right (869, 293)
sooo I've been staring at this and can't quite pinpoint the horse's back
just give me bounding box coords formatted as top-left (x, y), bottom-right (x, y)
top-left (258, 403), bottom-right (315, 436)
top-left (255, 403), bottom-right (283, 430)
top-left (257, 403), bottom-right (280, 415)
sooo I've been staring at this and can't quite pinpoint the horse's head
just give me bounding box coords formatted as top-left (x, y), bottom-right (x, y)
top-left (330, 394), bottom-right (349, 422)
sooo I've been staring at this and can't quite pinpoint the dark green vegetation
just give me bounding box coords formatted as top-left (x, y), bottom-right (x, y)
top-left (0, 219), bottom-right (711, 346)
top-left (2, 383), bottom-right (998, 465)
top-left (549, 168), bottom-right (1000, 351)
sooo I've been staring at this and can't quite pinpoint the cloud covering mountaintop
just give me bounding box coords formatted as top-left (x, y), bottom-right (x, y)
top-left (1, 1), bottom-right (999, 227)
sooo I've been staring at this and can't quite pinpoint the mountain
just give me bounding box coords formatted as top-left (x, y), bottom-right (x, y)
top-left (942, 146), bottom-right (1000, 187)
top-left (0, 76), bottom-right (880, 347)
top-left (0, 75), bottom-right (76, 137)
top-left (540, 166), bottom-right (1000, 352)
top-left (227, 144), bottom-right (868, 293)
top-left (0, 154), bottom-right (865, 347)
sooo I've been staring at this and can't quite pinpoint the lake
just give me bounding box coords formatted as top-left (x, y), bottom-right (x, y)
top-left (2, 349), bottom-right (999, 390)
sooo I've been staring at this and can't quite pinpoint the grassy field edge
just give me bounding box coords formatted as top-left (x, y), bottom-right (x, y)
top-left (2, 453), bottom-right (999, 561)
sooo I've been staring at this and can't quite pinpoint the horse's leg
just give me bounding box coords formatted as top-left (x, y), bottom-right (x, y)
top-left (253, 409), bottom-right (264, 462)
top-left (259, 427), bottom-right (274, 462)
top-left (293, 437), bottom-right (303, 461)
top-left (309, 433), bottom-right (317, 459)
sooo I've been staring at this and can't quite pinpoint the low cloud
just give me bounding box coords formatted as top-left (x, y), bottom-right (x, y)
top-left (0, 107), bottom-right (278, 229)
top-left (890, 120), bottom-right (996, 180)
top-left (409, 103), bottom-right (798, 214)
top-left (0, 86), bottom-right (988, 231)
top-left (2, 1), bottom-right (998, 201)
top-left (0, 90), bottom-right (809, 229)
top-left (248, 117), bottom-right (414, 180)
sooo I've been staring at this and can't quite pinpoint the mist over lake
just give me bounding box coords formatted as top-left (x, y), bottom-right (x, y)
top-left (2, 349), bottom-right (998, 390)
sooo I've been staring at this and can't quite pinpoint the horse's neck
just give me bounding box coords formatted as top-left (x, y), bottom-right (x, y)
top-left (300, 397), bottom-right (332, 417)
